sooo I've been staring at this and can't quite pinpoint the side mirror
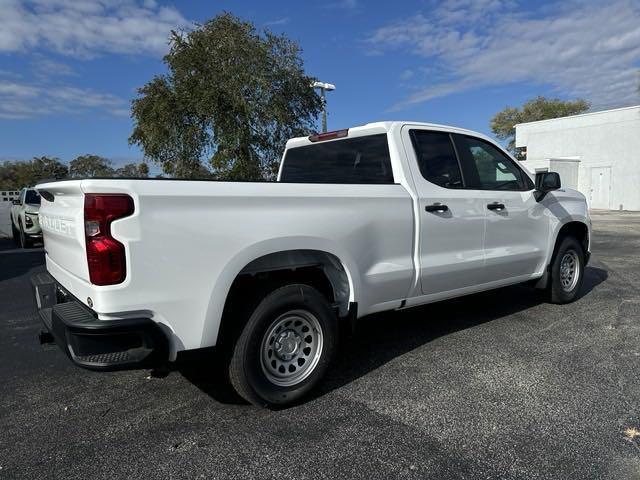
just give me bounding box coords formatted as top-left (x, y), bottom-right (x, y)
top-left (12, 199), bottom-right (20, 205)
top-left (536, 171), bottom-right (561, 192)
top-left (534, 171), bottom-right (561, 201)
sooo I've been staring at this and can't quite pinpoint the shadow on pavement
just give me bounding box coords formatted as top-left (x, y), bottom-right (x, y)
top-left (178, 265), bottom-right (608, 406)
top-left (0, 238), bottom-right (45, 282)
top-left (0, 237), bottom-right (17, 251)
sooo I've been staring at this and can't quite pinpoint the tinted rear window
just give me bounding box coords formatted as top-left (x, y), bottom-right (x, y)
top-left (280, 134), bottom-right (394, 184)
top-left (410, 130), bottom-right (463, 189)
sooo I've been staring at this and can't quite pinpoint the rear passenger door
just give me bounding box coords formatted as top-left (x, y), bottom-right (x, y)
top-left (402, 127), bottom-right (487, 296)
top-left (451, 134), bottom-right (549, 281)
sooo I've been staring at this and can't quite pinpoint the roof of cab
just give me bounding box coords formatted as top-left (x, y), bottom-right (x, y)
top-left (285, 121), bottom-right (493, 149)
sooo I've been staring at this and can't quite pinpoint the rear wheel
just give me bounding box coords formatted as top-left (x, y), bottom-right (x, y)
top-left (228, 284), bottom-right (338, 407)
top-left (548, 236), bottom-right (584, 304)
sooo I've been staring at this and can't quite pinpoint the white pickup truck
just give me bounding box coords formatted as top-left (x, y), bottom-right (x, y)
top-left (33, 121), bottom-right (591, 407)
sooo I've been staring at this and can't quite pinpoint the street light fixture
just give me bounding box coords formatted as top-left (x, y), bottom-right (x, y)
top-left (312, 81), bottom-right (335, 133)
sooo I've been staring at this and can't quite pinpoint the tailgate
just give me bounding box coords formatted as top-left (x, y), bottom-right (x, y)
top-left (37, 180), bottom-right (89, 282)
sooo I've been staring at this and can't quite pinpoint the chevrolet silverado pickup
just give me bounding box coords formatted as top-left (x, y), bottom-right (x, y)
top-left (11, 188), bottom-right (42, 248)
top-left (32, 121), bottom-right (591, 407)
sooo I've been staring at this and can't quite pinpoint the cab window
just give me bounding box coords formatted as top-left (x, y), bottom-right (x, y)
top-left (280, 134), bottom-right (394, 184)
top-left (452, 134), bottom-right (533, 191)
top-left (409, 130), bottom-right (463, 189)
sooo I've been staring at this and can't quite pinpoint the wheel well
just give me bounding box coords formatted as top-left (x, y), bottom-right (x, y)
top-left (218, 250), bottom-right (351, 347)
top-left (557, 221), bottom-right (589, 253)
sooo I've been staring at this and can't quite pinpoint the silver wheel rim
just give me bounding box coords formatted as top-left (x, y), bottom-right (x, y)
top-left (260, 309), bottom-right (323, 387)
top-left (560, 249), bottom-right (580, 292)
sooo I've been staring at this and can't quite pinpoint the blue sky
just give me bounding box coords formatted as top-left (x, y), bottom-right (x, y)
top-left (1, 0), bottom-right (639, 167)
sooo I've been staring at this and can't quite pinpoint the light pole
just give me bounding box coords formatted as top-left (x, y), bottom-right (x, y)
top-left (312, 81), bottom-right (335, 133)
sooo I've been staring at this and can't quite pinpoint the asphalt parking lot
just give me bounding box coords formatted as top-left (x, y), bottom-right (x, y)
top-left (1, 211), bottom-right (639, 479)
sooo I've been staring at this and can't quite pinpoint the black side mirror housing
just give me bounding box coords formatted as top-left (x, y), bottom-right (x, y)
top-left (536, 171), bottom-right (561, 191)
top-left (534, 171), bottom-right (561, 201)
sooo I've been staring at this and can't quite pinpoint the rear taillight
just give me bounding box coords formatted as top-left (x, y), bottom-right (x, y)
top-left (84, 194), bottom-right (134, 286)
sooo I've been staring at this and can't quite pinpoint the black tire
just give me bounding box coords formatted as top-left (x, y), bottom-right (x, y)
top-left (548, 236), bottom-right (585, 304)
top-left (19, 223), bottom-right (32, 249)
top-left (228, 284), bottom-right (338, 408)
top-left (11, 220), bottom-right (20, 245)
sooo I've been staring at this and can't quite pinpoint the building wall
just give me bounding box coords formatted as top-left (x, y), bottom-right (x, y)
top-left (1, 190), bottom-right (20, 203)
top-left (0, 191), bottom-right (19, 238)
top-left (515, 105), bottom-right (640, 211)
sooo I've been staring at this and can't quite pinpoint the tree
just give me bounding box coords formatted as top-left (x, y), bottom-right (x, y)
top-left (130, 13), bottom-right (323, 180)
top-left (491, 96), bottom-right (590, 157)
top-left (0, 162), bottom-right (24, 190)
top-left (0, 157), bottom-right (68, 190)
top-left (115, 162), bottom-right (149, 178)
top-left (29, 156), bottom-right (69, 183)
top-left (69, 155), bottom-right (115, 178)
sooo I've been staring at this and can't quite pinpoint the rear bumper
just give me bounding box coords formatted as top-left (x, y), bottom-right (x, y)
top-left (32, 272), bottom-right (168, 371)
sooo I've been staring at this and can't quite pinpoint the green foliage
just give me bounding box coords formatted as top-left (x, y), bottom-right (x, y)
top-left (0, 157), bottom-right (68, 190)
top-left (69, 155), bottom-right (149, 178)
top-left (491, 96), bottom-right (590, 157)
top-left (0, 155), bottom-right (148, 189)
top-left (69, 154), bottom-right (115, 178)
top-left (130, 13), bottom-right (323, 180)
top-left (115, 162), bottom-right (149, 178)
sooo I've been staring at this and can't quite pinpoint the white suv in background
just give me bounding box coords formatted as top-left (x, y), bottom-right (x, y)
top-left (11, 188), bottom-right (42, 248)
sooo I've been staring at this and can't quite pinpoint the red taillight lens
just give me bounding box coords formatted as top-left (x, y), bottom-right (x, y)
top-left (84, 194), bottom-right (134, 286)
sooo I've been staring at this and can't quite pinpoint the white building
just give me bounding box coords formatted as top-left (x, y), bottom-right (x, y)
top-left (515, 105), bottom-right (640, 211)
top-left (1, 190), bottom-right (20, 203)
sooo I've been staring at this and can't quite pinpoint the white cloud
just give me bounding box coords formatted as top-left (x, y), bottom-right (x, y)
top-left (367, 0), bottom-right (640, 110)
top-left (31, 56), bottom-right (76, 80)
top-left (325, 0), bottom-right (358, 10)
top-left (0, 81), bottom-right (38, 98)
top-left (0, 79), bottom-right (127, 119)
top-left (264, 17), bottom-right (290, 27)
top-left (339, 0), bottom-right (358, 8)
top-left (399, 69), bottom-right (414, 81)
top-left (0, 0), bottom-right (191, 58)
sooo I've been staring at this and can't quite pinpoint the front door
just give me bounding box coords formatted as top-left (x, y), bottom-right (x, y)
top-left (590, 167), bottom-right (611, 209)
top-left (401, 127), bottom-right (487, 296)
top-left (451, 134), bottom-right (549, 281)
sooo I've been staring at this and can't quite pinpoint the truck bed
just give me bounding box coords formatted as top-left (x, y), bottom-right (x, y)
top-left (37, 178), bottom-right (416, 357)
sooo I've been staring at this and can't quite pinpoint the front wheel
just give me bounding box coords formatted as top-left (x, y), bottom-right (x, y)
top-left (11, 220), bottom-right (20, 245)
top-left (19, 224), bottom-right (32, 249)
top-left (228, 284), bottom-right (338, 407)
top-left (549, 236), bottom-right (585, 304)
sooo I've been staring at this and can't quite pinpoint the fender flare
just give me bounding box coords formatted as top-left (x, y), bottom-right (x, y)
top-left (535, 217), bottom-right (590, 289)
top-left (199, 237), bottom-right (360, 348)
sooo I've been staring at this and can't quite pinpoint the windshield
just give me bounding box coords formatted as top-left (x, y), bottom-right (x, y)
top-left (25, 190), bottom-right (41, 205)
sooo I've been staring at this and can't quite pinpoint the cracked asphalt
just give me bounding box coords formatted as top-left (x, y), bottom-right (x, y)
top-left (1, 211), bottom-right (639, 479)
